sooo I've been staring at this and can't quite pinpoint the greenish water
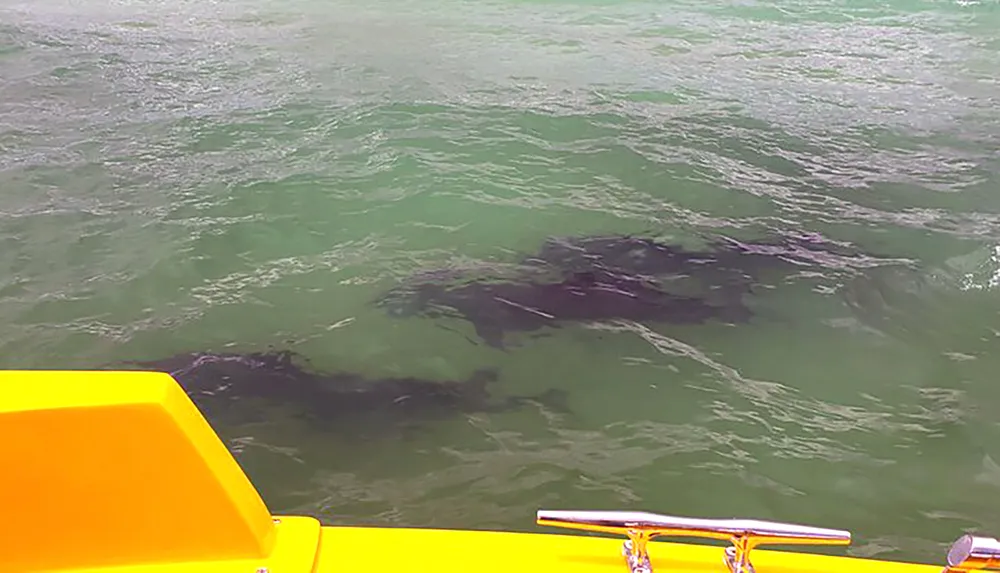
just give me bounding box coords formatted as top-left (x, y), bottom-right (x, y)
top-left (2, 0), bottom-right (1000, 565)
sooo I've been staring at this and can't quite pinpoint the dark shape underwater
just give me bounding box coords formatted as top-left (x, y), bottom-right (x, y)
top-left (375, 265), bottom-right (752, 349)
top-left (523, 231), bottom-right (896, 281)
top-left (374, 231), bottom-right (908, 349)
top-left (112, 350), bottom-right (567, 436)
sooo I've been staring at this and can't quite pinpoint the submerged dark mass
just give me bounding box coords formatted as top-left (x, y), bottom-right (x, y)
top-left (376, 266), bottom-right (750, 349)
top-left (111, 350), bottom-right (566, 437)
top-left (374, 231), bottom-right (909, 349)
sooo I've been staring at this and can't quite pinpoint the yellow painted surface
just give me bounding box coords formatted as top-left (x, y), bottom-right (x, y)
top-left (0, 369), bottom-right (949, 573)
top-left (54, 517), bottom-right (321, 573)
top-left (0, 370), bottom-right (311, 573)
top-left (311, 526), bottom-right (946, 573)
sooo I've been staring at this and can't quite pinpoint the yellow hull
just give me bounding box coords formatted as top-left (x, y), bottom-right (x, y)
top-left (312, 525), bottom-right (943, 573)
top-left (0, 371), bottom-right (976, 573)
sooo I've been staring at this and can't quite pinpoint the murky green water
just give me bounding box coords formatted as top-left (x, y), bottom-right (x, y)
top-left (3, 0), bottom-right (1000, 565)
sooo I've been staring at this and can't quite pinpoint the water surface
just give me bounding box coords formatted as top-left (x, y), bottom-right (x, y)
top-left (2, 0), bottom-right (999, 564)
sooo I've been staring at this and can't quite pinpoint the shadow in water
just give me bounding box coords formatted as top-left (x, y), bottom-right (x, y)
top-left (374, 231), bottom-right (912, 349)
top-left (109, 349), bottom-right (569, 439)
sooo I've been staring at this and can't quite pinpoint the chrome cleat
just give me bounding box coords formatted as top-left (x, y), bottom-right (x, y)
top-left (943, 535), bottom-right (1000, 572)
top-left (536, 509), bottom-right (851, 573)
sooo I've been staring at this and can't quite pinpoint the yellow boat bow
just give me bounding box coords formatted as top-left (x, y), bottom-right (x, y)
top-left (0, 370), bottom-right (992, 573)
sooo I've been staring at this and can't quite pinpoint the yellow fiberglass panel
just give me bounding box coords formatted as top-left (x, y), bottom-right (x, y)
top-left (61, 516), bottom-right (321, 573)
top-left (0, 370), bottom-right (277, 573)
top-left (310, 526), bottom-right (946, 573)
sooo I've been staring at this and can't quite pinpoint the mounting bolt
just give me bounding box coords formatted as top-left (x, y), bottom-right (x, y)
top-left (256, 568), bottom-right (269, 573)
top-left (273, 518), bottom-right (282, 524)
